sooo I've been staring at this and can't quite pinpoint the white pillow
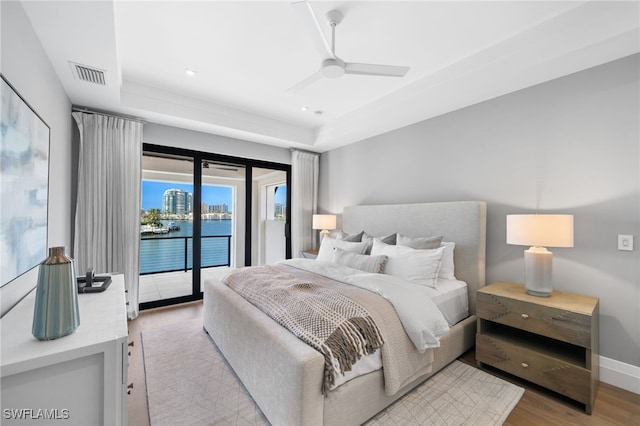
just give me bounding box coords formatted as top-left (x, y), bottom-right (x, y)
top-left (439, 242), bottom-right (456, 280)
top-left (332, 248), bottom-right (388, 273)
top-left (370, 239), bottom-right (445, 289)
top-left (317, 237), bottom-right (368, 262)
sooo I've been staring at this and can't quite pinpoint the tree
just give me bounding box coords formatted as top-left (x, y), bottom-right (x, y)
top-left (142, 208), bottom-right (162, 227)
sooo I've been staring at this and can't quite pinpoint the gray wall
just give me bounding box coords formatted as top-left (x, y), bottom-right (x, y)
top-left (319, 54), bottom-right (640, 368)
top-left (1, 1), bottom-right (73, 316)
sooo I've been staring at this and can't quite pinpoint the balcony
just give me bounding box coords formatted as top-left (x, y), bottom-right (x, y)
top-left (140, 234), bottom-right (231, 274)
top-left (139, 234), bottom-right (232, 303)
top-left (139, 267), bottom-right (230, 303)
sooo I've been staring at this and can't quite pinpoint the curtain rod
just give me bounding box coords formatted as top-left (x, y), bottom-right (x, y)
top-left (72, 105), bottom-right (147, 124)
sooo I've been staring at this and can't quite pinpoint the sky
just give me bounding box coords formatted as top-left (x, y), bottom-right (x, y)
top-left (274, 184), bottom-right (287, 205)
top-left (142, 180), bottom-right (287, 211)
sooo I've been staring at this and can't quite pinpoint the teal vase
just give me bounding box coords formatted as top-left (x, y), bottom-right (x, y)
top-left (32, 247), bottom-right (80, 340)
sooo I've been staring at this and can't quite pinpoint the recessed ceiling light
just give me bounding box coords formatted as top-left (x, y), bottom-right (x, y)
top-left (184, 68), bottom-right (197, 76)
top-left (301, 106), bottom-right (309, 111)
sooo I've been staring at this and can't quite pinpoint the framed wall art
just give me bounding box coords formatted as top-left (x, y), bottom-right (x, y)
top-left (0, 74), bottom-right (50, 287)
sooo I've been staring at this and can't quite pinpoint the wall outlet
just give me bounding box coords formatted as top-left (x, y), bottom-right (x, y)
top-left (618, 235), bottom-right (633, 251)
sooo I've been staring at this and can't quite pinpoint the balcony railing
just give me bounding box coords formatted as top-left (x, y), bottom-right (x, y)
top-left (140, 235), bottom-right (231, 275)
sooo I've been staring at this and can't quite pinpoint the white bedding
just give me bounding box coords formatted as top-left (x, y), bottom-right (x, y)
top-left (332, 277), bottom-right (469, 388)
top-left (280, 259), bottom-right (469, 389)
top-left (282, 259), bottom-right (450, 350)
top-left (422, 278), bottom-right (469, 327)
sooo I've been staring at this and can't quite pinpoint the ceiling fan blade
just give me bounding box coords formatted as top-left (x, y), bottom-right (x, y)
top-left (212, 167), bottom-right (239, 172)
top-left (291, 1), bottom-right (335, 59)
top-left (288, 70), bottom-right (323, 92)
top-left (345, 62), bottom-right (410, 77)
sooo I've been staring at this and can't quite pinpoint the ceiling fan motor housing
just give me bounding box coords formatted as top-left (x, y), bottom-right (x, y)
top-left (321, 58), bottom-right (346, 78)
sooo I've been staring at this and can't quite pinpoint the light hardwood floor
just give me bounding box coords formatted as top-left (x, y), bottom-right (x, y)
top-left (127, 300), bottom-right (204, 426)
top-left (127, 301), bottom-right (640, 426)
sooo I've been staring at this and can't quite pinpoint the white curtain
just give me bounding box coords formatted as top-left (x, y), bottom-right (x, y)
top-left (291, 150), bottom-right (319, 257)
top-left (72, 112), bottom-right (143, 319)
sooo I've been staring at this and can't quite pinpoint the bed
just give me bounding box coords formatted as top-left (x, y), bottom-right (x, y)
top-left (203, 201), bottom-right (487, 425)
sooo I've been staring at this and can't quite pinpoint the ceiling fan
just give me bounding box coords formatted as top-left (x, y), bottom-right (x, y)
top-left (202, 161), bottom-right (239, 172)
top-left (289, 1), bottom-right (410, 91)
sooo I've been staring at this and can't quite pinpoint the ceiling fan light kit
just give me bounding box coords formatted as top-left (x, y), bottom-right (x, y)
top-left (290, 1), bottom-right (410, 91)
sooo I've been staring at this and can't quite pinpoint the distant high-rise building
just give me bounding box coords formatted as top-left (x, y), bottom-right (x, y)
top-left (162, 189), bottom-right (192, 215)
top-left (274, 203), bottom-right (286, 217)
top-left (186, 193), bottom-right (193, 214)
top-left (210, 204), bottom-right (229, 213)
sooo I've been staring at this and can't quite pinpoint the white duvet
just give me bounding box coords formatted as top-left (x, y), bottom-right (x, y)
top-left (281, 258), bottom-right (450, 352)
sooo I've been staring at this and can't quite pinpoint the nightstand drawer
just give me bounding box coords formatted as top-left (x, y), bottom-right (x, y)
top-left (476, 334), bottom-right (591, 405)
top-left (477, 292), bottom-right (592, 348)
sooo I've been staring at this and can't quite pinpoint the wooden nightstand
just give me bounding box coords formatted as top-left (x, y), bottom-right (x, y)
top-left (476, 281), bottom-right (599, 414)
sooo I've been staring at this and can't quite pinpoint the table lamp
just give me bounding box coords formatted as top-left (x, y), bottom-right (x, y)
top-left (312, 214), bottom-right (336, 240)
top-left (506, 214), bottom-right (574, 297)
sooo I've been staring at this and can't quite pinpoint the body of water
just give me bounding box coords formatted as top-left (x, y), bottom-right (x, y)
top-left (142, 219), bottom-right (232, 238)
top-left (140, 220), bottom-right (232, 274)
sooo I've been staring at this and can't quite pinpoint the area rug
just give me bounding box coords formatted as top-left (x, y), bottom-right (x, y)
top-left (142, 319), bottom-right (524, 425)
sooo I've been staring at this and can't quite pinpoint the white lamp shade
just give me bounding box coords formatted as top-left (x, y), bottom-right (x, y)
top-left (506, 214), bottom-right (574, 248)
top-left (312, 214), bottom-right (336, 231)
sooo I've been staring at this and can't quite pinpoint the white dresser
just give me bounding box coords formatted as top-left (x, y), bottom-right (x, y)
top-left (1, 274), bottom-right (129, 425)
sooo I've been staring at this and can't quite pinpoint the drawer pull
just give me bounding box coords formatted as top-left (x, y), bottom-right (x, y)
top-left (521, 362), bottom-right (529, 368)
top-left (521, 313), bottom-right (529, 319)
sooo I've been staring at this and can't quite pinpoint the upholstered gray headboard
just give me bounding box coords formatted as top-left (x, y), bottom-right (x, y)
top-left (343, 201), bottom-right (487, 315)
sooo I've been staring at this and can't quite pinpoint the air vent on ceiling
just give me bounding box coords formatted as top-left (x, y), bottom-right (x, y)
top-left (69, 62), bottom-right (107, 85)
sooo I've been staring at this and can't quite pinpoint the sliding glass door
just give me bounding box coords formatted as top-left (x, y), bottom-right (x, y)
top-left (199, 160), bottom-right (245, 289)
top-left (139, 152), bottom-right (195, 304)
top-left (139, 144), bottom-right (290, 310)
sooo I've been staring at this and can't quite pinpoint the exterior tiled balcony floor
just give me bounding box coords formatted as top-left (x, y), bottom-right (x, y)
top-left (138, 266), bottom-right (231, 303)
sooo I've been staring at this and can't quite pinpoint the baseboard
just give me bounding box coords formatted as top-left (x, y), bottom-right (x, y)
top-left (600, 356), bottom-right (640, 395)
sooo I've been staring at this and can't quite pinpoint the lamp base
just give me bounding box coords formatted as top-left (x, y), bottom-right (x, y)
top-left (526, 288), bottom-right (551, 297)
top-left (524, 247), bottom-right (553, 297)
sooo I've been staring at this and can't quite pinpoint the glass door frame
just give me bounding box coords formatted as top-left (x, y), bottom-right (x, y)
top-left (140, 143), bottom-right (291, 310)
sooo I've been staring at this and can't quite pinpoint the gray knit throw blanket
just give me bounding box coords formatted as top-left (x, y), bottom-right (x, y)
top-left (223, 265), bottom-right (385, 395)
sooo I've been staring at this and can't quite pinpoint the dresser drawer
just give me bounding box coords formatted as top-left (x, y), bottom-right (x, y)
top-left (477, 292), bottom-right (592, 348)
top-left (476, 333), bottom-right (591, 405)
